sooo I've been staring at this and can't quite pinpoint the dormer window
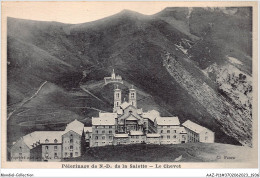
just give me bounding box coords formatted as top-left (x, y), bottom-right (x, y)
top-left (45, 139), bottom-right (49, 143)
top-left (54, 139), bottom-right (58, 143)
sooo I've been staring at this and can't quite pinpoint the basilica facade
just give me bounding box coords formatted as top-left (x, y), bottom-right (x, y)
top-left (88, 85), bottom-right (214, 147)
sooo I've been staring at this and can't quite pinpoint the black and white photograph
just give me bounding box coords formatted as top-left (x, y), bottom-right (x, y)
top-left (1, 1), bottom-right (258, 172)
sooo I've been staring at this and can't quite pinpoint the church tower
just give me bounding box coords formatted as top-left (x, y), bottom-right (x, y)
top-left (111, 69), bottom-right (116, 79)
top-left (113, 85), bottom-right (121, 112)
top-left (129, 85), bottom-right (137, 108)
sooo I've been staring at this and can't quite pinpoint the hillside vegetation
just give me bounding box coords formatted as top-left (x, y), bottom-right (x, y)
top-left (7, 7), bottom-right (252, 149)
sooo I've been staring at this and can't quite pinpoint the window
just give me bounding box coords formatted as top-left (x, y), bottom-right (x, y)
top-left (109, 136), bottom-right (113, 140)
top-left (45, 139), bottom-right (49, 143)
top-left (70, 146), bottom-right (73, 150)
top-left (161, 136), bottom-right (164, 139)
top-left (95, 136), bottom-right (98, 140)
top-left (167, 135), bottom-right (170, 139)
top-left (96, 130), bottom-right (98, 134)
top-left (45, 146), bottom-right (48, 150)
top-left (167, 126), bottom-right (170, 128)
top-left (102, 136), bottom-right (105, 140)
top-left (136, 136), bottom-right (139, 139)
top-left (167, 130), bottom-right (170, 133)
top-left (109, 130), bottom-right (112, 134)
top-left (65, 152), bottom-right (67, 156)
top-left (70, 139), bottom-right (73, 143)
top-left (54, 139), bottom-right (58, 143)
top-left (54, 152), bottom-right (57, 158)
top-left (161, 130), bottom-right (163, 133)
top-left (205, 136), bottom-right (208, 141)
top-left (54, 146), bottom-right (57, 150)
top-left (116, 93), bottom-right (120, 98)
top-left (174, 130), bottom-right (177, 133)
top-left (116, 102), bottom-right (119, 106)
top-left (70, 153), bottom-right (73, 157)
top-left (75, 152), bottom-right (78, 156)
top-left (131, 93), bottom-right (135, 98)
top-left (95, 126), bottom-right (98, 128)
top-left (109, 126), bottom-right (112, 129)
top-left (102, 130), bottom-right (105, 134)
top-left (19, 153), bottom-right (22, 156)
top-left (173, 135), bottom-right (177, 139)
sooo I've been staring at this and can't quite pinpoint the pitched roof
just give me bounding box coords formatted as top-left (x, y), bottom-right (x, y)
top-left (179, 127), bottom-right (187, 134)
top-left (65, 119), bottom-right (84, 135)
top-left (129, 131), bottom-right (144, 136)
top-left (146, 134), bottom-right (161, 138)
top-left (92, 113), bottom-right (117, 125)
top-left (114, 134), bottom-right (129, 138)
top-left (182, 120), bottom-right (211, 134)
top-left (156, 117), bottom-right (180, 126)
top-left (23, 131), bottom-right (64, 149)
top-left (142, 110), bottom-right (160, 122)
top-left (120, 101), bottom-right (131, 110)
top-left (84, 127), bottom-right (92, 133)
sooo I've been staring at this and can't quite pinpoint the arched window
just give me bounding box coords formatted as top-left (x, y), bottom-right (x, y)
top-left (116, 93), bottom-right (120, 98)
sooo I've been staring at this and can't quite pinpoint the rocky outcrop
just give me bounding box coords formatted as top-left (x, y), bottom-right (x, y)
top-left (163, 53), bottom-right (252, 147)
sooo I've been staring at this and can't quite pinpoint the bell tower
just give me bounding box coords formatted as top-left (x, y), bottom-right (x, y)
top-left (113, 85), bottom-right (121, 112)
top-left (129, 85), bottom-right (137, 108)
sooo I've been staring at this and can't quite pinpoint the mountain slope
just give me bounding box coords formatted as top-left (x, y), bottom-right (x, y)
top-left (7, 7), bottom-right (252, 147)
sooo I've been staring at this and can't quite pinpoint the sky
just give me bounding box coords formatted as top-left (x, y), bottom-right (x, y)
top-left (1, 1), bottom-right (246, 24)
top-left (2, 2), bottom-right (173, 24)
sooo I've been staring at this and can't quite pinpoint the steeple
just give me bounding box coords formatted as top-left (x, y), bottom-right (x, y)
top-left (113, 84), bottom-right (121, 112)
top-left (111, 69), bottom-right (116, 79)
top-left (129, 85), bottom-right (137, 108)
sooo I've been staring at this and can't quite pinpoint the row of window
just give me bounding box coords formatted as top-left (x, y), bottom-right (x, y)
top-left (45, 152), bottom-right (59, 159)
top-left (95, 130), bottom-right (113, 134)
top-left (157, 126), bottom-right (177, 129)
top-left (130, 136), bottom-right (142, 139)
top-left (45, 139), bottom-right (58, 143)
top-left (64, 139), bottom-right (79, 144)
top-left (161, 135), bottom-right (177, 139)
top-left (95, 136), bottom-right (113, 140)
top-left (45, 146), bottom-right (58, 150)
top-left (94, 126), bottom-right (114, 129)
top-left (160, 130), bottom-right (177, 134)
top-left (64, 152), bottom-right (78, 157)
top-left (64, 146), bottom-right (78, 150)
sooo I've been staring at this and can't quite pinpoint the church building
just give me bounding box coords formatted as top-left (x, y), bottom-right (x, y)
top-left (88, 85), bottom-right (214, 147)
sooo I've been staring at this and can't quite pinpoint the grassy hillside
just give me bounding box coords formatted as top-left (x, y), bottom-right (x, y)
top-left (7, 7), bottom-right (252, 149)
top-left (66, 143), bottom-right (251, 162)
